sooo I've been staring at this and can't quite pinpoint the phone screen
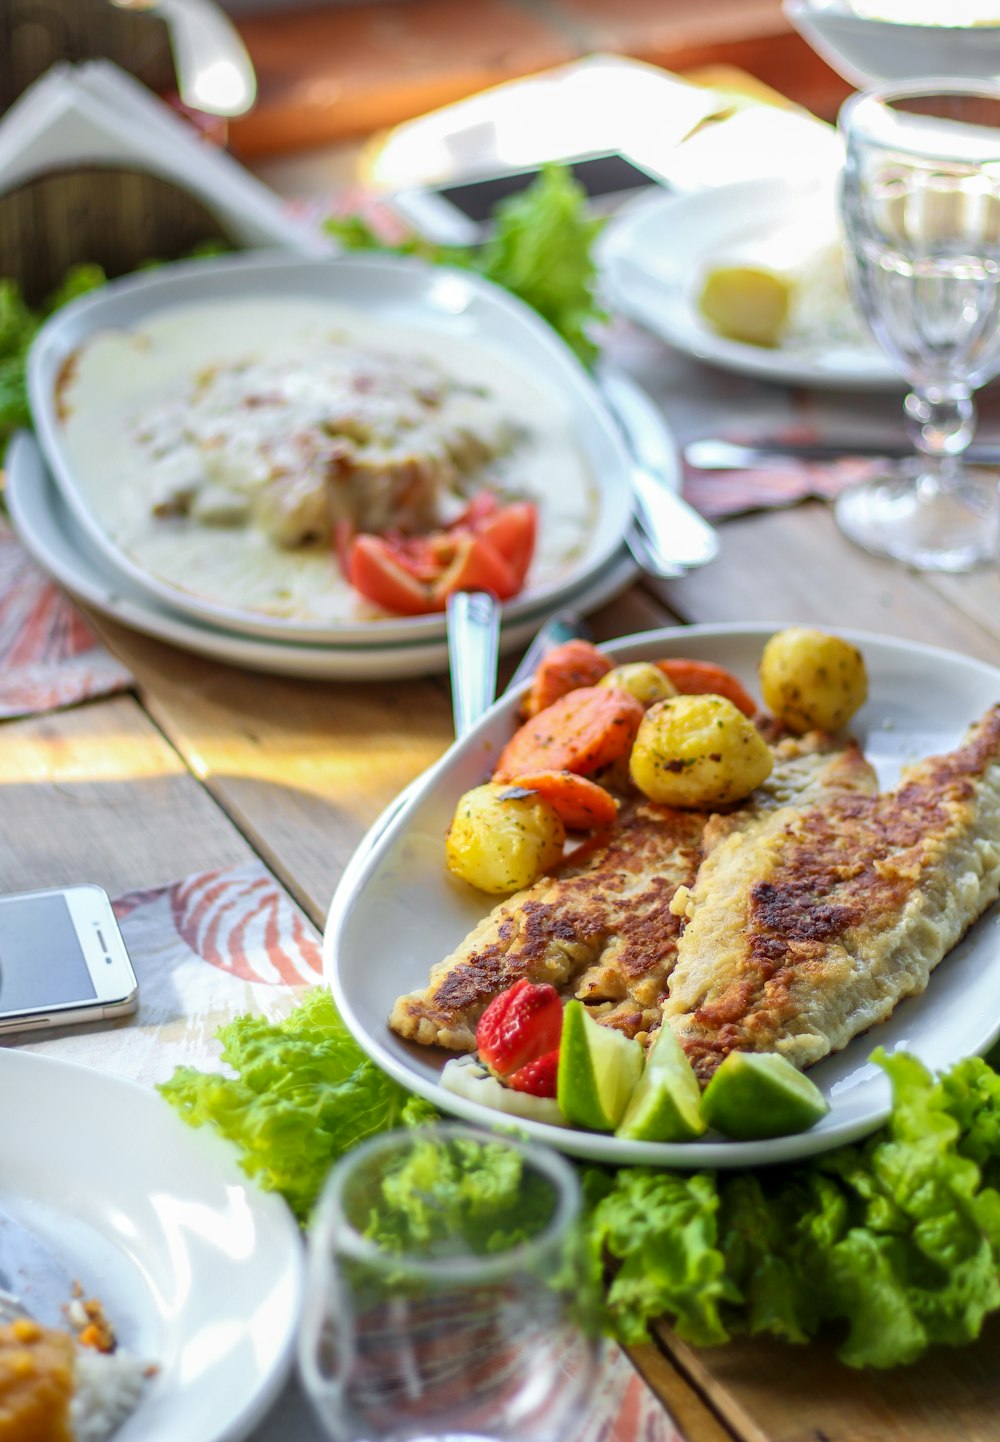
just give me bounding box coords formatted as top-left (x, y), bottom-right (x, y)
top-left (438, 153), bottom-right (660, 223)
top-left (0, 893), bottom-right (97, 1011)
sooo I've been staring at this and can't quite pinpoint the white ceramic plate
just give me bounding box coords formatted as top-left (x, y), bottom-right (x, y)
top-left (599, 178), bottom-right (904, 390)
top-left (0, 1048), bottom-right (303, 1442)
top-left (325, 622), bottom-right (1000, 1167)
top-left (28, 250), bottom-right (635, 645)
top-left (5, 433), bottom-right (637, 681)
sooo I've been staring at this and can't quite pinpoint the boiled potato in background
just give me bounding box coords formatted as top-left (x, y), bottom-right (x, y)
top-left (598, 662), bottom-right (676, 706)
top-left (759, 627), bottom-right (868, 733)
top-left (629, 694), bottom-right (773, 808)
top-left (445, 782), bottom-right (565, 894)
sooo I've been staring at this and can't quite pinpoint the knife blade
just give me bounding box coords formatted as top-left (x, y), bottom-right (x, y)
top-left (598, 368), bottom-right (719, 570)
top-left (684, 437), bottom-right (1000, 469)
top-left (0, 1203), bottom-right (76, 1328)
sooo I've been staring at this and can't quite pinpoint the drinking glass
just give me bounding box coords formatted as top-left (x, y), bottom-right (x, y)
top-left (835, 81), bottom-right (1000, 570)
top-left (298, 1123), bottom-right (601, 1442)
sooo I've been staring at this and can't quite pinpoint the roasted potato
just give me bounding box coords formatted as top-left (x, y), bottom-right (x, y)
top-left (759, 627), bottom-right (868, 733)
top-left (629, 694), bottom-right (773, 808)
top-left (598, 662), bottom-right (676, 707)
top-left (445, 782), bottom-right (565, 894)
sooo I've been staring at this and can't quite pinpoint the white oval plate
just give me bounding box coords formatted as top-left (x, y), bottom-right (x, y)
top-left (0, 1048), bottom-right (303, 1442)
top-left (5, 432), bottom-right (636, 681)
top-left (325, 623), bottom-right (1000, 1167)
top-left (28, 250), bottom-right (635, 645)
top-left (599, 178), bottom-right (905, 391)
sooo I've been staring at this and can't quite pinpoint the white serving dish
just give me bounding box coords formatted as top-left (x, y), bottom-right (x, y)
top-left (27, 250), bottom-right (635, 646)
top-left (325, 622), bottom-right (1000, 1168)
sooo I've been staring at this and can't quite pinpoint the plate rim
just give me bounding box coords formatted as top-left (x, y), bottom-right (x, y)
top-left (27, 248), bottom-right (636, 644)
top-left (0, 1046), bottom-right (304, 1442)
top-left (598, 177), bottom-right (906, 391)
top-left (324, 620), bottom-right (1000, 1167)
top-left (5, 431), bottom-right (637, 680)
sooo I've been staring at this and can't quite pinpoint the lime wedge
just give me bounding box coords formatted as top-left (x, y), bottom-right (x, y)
top-left (700, 1051), bottom-right (830, 1140)
top-left (616, 1025), bottom-right (706, 1142)
top-left (557, 1000), bottom-right (644, 1132)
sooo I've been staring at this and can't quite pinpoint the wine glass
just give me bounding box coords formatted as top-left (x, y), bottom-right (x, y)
top-left (834, 81), bottom-right (1000, 571)
top-left (298, 1123), bottom-right (601, 1442)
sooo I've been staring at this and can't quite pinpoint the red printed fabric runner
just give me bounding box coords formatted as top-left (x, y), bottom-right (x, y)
top-left (0, 517), bottom-right (132, 718)
top-left (17, 856), bottom-right (684, 1442)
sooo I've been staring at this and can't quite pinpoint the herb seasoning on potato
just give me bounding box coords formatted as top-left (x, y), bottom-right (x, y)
top-left (759, 627), bottom-right (868, 733)
top-left (629, 693), bottom-right (773, 808)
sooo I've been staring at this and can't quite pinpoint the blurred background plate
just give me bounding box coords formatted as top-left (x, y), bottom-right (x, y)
top-left (599, 176), bottom-right (904, 390)
top-left (28, 249), bottom-right (635, 646)
top-left (6, 431), bottom-right (636, 680)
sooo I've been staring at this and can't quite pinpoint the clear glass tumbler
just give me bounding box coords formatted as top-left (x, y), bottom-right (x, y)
top-left (298, 1123), bottom-right (601, 1442)
top-left (835, 81), bottom-right (1000, 571)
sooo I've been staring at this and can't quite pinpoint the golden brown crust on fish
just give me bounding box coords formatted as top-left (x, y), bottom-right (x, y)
top-left (664, 704), bottom-right (1000, 1078)
top-left (389, 731), bottom-right (878, 1051)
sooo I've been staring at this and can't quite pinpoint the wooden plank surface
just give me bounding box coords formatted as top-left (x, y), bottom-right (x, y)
top-left (658, 1321), bottom-right (1000, 1442)
top-left (0, 695), bottom-right (254, 895)
top-left (82, 585), bottom-right (682, 925)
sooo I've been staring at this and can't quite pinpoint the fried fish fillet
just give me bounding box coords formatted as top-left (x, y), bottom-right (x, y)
top-left (389, 732), bottom-right (878, 1052)
top-left (664, 704), bottom-right (1000, 1079)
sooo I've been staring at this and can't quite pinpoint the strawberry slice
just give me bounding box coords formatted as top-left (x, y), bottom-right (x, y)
top-left (476, 978), bottom-right (563, 1079)
top-left (507, 1047), bottom-right (560, 1098)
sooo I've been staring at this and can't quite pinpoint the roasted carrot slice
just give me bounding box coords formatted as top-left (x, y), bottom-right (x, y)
top-left (522, 639), bottom-right (612, 717)
top-left (506, 770), bottom-right (619, 831)
top-left (655, 659), bottom-right (757, 717)
top-left (494, 685), bottom-right (644, 782)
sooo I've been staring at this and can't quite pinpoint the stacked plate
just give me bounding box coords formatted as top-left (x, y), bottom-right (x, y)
top-left (12, 251), bottom-right (646, 680)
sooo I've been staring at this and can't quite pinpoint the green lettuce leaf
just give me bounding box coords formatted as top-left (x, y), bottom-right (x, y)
top-left (581, 1166), bottom-right (736, 1346)
top-left (159, 988), bottom-right (437, 1222)
top-left (325, 164), bottom-right (605, 365)
top-left (161, 983), bottom-right (1000, 1369)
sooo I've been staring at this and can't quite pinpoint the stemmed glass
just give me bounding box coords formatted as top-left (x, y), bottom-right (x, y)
top-left (835, 81), bottom-right (1000, 571)
top-left (298, 1123), bottom-right (601, 1442)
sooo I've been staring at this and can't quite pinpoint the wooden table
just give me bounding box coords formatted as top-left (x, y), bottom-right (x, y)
top-left (5, 427), bottom-right (1000, 1441)
top-left (6, 88), bottom-right (1000, 1440)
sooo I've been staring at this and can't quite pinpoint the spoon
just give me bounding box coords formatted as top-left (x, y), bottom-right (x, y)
top-left (446, 591), bottom-right (501, 741)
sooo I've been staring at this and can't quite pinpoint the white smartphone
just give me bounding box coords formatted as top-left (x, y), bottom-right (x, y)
top-left (387, 150), bottom-right (667, 247)
top-left (0, 884), bottom-right (138, 1035)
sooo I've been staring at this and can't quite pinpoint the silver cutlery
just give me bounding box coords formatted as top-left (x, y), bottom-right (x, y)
top-left (599, 367), bottom-right (720, 571)
top-left (109, 0), bottom-right (257, 117)
top-left (684, 437), bottom-right (1000, 470)
top-left (446, 590), bottom-right (501, 741)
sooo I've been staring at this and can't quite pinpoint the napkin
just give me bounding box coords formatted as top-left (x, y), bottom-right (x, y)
top-left (0, 59), bottom-right (331, 254)
top-left (0, 515), bottom-right (132, 719)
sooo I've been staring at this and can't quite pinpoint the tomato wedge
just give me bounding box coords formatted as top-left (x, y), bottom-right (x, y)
top-left (430, 533), bottom-right (519, 605)
top-left (477, 502), bottom-right (537, 587)
top-left (343, 500), bottom-right (539, 616)
top-left (347, 535), bottom-right (433, 615)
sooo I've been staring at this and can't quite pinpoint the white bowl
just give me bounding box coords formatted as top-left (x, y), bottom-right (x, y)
top-left (784, 0), bottom-right (1000, 88)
